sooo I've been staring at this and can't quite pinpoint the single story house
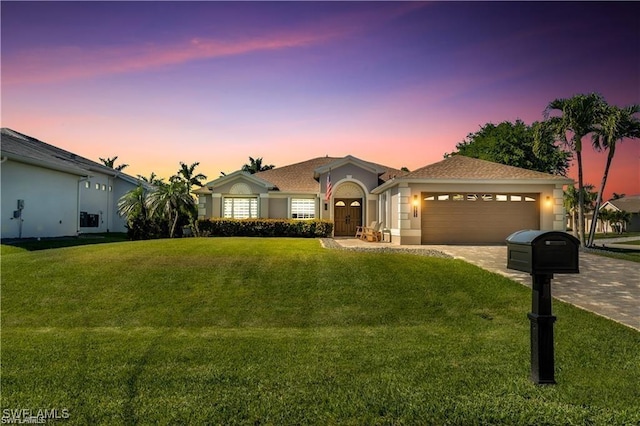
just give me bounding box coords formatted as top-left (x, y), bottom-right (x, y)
top-left (600, 195), bottom-right (640, 232)
top-left (196, 154), bottom-right (572, 244)
top-left (1, 128), bottom-right (141, 239)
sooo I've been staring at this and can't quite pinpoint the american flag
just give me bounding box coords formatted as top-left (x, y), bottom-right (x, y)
top-left (325, 171), bottom-right (332, 201)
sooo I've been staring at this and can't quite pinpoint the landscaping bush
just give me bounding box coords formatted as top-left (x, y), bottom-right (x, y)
top-left (197, 218), bottom-right (333, 238)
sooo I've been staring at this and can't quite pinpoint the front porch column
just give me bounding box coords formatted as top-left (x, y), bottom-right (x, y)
top-left (397, 185), bottom-right (411, 230)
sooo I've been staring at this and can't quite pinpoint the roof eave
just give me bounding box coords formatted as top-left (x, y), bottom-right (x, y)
top-left (2, 152), bottom-right (90, 177)
top-left (372, 177), bottom-right (574, 194)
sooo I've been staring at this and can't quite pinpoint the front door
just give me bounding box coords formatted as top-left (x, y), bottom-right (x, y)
top-left (334, 198), bottom-right (362, 236)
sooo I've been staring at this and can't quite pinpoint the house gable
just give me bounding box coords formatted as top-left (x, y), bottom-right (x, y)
top-left (200, 171), bottom-right (275, 195)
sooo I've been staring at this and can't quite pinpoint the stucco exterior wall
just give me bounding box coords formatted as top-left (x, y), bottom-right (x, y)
top-left (268, 197), bottom-right (288, 219)
top-left (1, 160), bottom-right (79, 238)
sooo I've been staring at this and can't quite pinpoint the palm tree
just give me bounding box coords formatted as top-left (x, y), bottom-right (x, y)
top-left (137, 172), bottom-right (164, 186)
top-left (587, 104), bottom-right (640, 246)
top-left (597, 208), bottom-right (614, 235)
top-left (117, 185), bottom-right (149, 222)
top-left (146, 179), bottom-right (195, 238)
top-left (564, 184), bottom-right (597, 237)
top-left (177, 162), bottom-right (207, 191)
top-left (611, 192), bottom-right (626, 200)
top-left (610, 210), bottom-right (632, 234)
top-left (100, 156), bottom-right (129, 171)
top-left (241, 157), bottom-right (275, 174)
top-left (543, 93), bottom-right (607, 246)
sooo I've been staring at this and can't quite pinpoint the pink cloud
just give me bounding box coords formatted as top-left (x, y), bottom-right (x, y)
top-left (3, 32), bottom-right (338, 86)
top-left (3, 2), bottom-right (429, 86)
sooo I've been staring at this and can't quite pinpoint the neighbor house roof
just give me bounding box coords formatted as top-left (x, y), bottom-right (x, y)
top-left (602, 195), bottom-right (640, 213)
top-left (373, 155), bottom-right (573, 193)
top-left (1, 128), bottom-right (141, 185)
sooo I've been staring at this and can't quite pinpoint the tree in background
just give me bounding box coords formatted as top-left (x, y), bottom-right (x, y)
top-left (597, 208), bottom-right (614, 235)
top-left (448, 119), bottom-right (571, 175)
top-left (541, 93), bottom-right (607, 247)
top-left (564, 184), bottom-right (597, 238)
top-left (99, 156), bottom-right (129, 171)
top-left (137, 172), bottom-right (164, 186)
top-left (177, 161), bottom-right (207, 191)
top-left (610, 210), bottom-right (631, 234)
top-left (117, 183), bottom-right (168, 240)
top-left (147, 178), bottom-right (195, 239)
top-left (242, 157), bottom-right (275, 174)
top-left (118, 162), bottom-right (206, 239)
top-left (586, 104), bottom-right (640, 246)
top-left (611, 193), bottom-right (626, 200)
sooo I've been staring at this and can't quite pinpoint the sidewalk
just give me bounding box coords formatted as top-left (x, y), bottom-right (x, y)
top-left (330, 238), bottom-right (639, 331)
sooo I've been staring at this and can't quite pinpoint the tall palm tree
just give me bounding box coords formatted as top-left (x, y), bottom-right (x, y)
top-left (241, 157), bottom-right (275, 174)
top-left (543, 93), bottom-right (607, 246)
top-left (137, 172), bottom-right (164, 186)
top-left (146, 180), bottom-right (195, 238)
top-left (587, 104), bottom-right (640, 246)
top-left (177, 162), bottom-right (207, 191)
top-left (100, 156), bottom-right (129, 171)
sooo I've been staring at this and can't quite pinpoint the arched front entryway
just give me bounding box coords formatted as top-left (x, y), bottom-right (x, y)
top-left (333, 182), bottom-right (365, 236)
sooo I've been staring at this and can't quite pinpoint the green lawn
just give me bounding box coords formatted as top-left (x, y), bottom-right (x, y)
top-left (2, 238), bottom-right (639, 425)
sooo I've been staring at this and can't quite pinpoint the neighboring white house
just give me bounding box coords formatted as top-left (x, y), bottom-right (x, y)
top-left (600, 195), bottom-right (640, 232)
top-left (1, 128), bottom-right (140, 239)
top-left (196, 154), bottom-right (573, 244)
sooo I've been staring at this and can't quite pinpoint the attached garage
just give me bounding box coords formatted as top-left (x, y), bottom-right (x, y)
top-left (421, 192), bottom-right (540, 244)
top-left (372, 156), bottom-right (573, 245)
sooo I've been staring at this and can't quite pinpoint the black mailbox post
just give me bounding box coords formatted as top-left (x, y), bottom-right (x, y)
top-left (506, 230), bottom-right (580, 384)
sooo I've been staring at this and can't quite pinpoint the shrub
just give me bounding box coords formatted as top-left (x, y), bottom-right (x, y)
top-left (197, 219), bottom-right (333, 238)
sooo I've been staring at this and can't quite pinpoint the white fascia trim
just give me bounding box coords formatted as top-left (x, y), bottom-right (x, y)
top-left (372, 177), bottom-right (574, 194)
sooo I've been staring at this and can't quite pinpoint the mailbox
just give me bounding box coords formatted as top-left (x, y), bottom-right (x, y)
top-left (506, 230), bottom-right (579, 275)
top-left (505, 230), bottom-right (580, 385)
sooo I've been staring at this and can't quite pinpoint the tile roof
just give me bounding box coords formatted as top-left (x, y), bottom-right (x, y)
top-left (253, 156), bottom-right (405, 193)
top-left (402, 155), bottom-right (572, 181)
top-left (1, 128), bottom-right (140, 184)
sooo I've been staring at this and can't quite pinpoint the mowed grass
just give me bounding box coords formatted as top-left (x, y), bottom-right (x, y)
top-left (2, 238), bottom-right (639, 425)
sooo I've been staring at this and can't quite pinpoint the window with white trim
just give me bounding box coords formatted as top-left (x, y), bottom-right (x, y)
top-left (223, 198), bottom-right (258, 219)
top-left (291, 199), bottom-right (315, 219)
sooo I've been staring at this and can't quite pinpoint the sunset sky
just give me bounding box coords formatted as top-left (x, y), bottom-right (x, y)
top-left (2, 1), bottom-right (638, 199)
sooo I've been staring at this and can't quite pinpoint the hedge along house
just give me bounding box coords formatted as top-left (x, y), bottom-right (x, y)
top-left (1, 128), bottom-right (141, 239)
top-left (196, 154), bottom-right (572, 244)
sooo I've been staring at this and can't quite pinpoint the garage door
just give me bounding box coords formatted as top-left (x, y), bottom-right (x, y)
top-left (421, 192), bottom-right (540, 244)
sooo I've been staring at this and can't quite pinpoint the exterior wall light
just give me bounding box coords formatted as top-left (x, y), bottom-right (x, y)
top-left (413, 195), bottom-right (419, 217)
top-left (545, 196), bottom-right (552, 208)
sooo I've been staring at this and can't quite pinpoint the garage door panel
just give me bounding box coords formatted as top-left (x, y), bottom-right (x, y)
top-left (421, 192), bottom-right (539, 244)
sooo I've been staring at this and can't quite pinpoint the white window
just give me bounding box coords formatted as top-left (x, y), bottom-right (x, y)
top-left (85, 181), bottom-right (90, 189)
top-left (223, 198), bottom-right (258, 219)
top-left (102, 184), bottom-right (107, 191)
top-left (95, 183), bottom-right (100, 190)
top-left (291, 199), bottom-right (316, 219)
